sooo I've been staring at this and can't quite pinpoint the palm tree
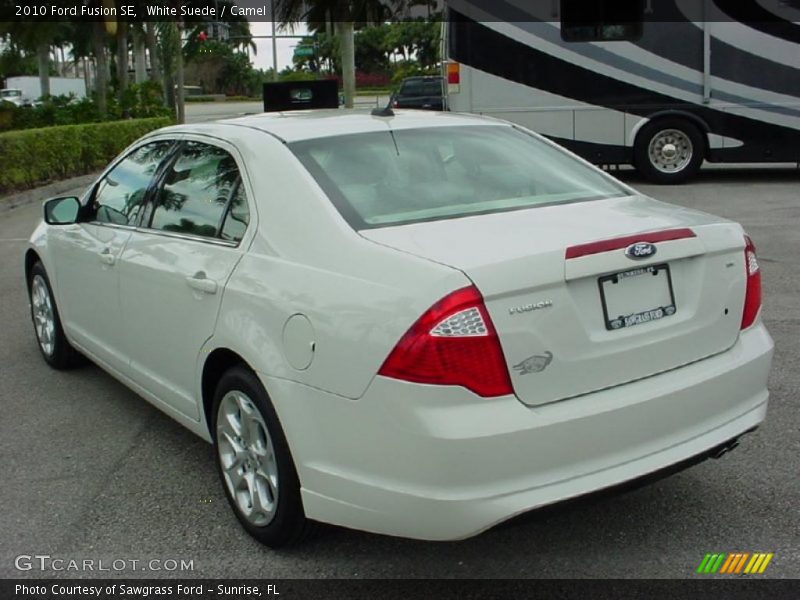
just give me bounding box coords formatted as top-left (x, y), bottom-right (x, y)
top-left (156, 21), bottom-right (184, 122)
top-left (116, 20), bottom-right (129, 102)
top-left (0, 21), bottom-right (64, 98)
top-left (132, 24), bottom-right (148, 84)
top-left (274, 0), bottom-right (401, 108)
top-left (93, 21), bottom-right (111, 117)
top-left (145, 22), bottom-right (163, 86)
top-left (66, 22), bottom-right (95, 96)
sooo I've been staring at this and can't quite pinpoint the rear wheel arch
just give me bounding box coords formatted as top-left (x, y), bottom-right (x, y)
top-left (201, 348), bottom-right (254, 432)
top-left (638, 110), bottom-right (711, 137)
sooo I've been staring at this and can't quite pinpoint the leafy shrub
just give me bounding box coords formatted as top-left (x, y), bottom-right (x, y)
top-left (118, 81), bottom-right (172, 119)
top-left (0, 86), bottom-right (172, 133)
top-left (278, 71), bottom-right (317, 83)
top-left (225, 95), bottom-right (259, 102)
top-left (185, 95), bottom-right (225, 102)
top-left (0, 116), bottom-right (173, 194)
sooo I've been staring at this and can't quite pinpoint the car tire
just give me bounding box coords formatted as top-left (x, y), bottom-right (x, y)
top-left (634, 119), bottom-right (705, 184)
top-left (212, 366), bottom-right (315, 548)
top-left (28, 261), bottom-right (83, 369)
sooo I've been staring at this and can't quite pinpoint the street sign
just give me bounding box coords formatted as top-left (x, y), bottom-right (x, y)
top-left (293, 45), bottom-right (315, 58)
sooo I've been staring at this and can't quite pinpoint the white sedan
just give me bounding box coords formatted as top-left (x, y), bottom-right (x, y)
top-left (26, 109), bottom-right (773, 547)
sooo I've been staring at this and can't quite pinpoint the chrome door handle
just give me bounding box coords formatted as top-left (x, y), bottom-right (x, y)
top-left (99, 249), bottom-right (115, 266)
top-left (185, 273), bottom-right (218, 295)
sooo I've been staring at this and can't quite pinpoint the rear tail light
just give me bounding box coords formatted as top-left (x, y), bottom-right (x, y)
top-left (378, 286), bottom-right (513, 398)
top-left (446, 62), bottom-right (461, 85)
top-left (741, 235), bottom-right (762, 329)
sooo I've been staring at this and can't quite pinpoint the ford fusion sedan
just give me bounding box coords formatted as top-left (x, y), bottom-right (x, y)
top-left (25, 110), bottom-right (773, 547)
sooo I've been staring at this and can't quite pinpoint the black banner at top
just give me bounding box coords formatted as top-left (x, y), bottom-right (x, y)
top-left (0, 0), bottom-right (799, 23)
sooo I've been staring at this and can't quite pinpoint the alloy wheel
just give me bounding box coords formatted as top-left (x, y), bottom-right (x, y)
top-left (31, 274), bottom-right (55, 357)
top-left (216, 390), bottom-right (279, 526)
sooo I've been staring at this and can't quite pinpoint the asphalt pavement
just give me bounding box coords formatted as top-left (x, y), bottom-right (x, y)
top-left (0, 164), bottom-right (798, 579)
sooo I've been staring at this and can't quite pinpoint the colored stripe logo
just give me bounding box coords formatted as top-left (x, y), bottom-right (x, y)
top-left (697, 552), bottom-right (774, 574)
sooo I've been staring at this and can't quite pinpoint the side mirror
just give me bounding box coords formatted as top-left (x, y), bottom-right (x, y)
top-left (43, 196), bottom-right (81, 225)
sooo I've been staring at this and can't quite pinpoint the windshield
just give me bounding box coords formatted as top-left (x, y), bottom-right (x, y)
top-left (1, 90), bottom-right (21, 98)
top-left (400, 80), bottom-right (443, 97)
top-left (290, 125), bottom-right (628, 229)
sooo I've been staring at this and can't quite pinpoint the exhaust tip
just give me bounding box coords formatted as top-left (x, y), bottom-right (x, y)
top-left (710, 439), bottom-right (740, 460)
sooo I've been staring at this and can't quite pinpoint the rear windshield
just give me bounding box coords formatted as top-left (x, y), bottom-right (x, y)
top-left (399, 80), bottom-right (443, 97)
top-left (290, 125), bottom-right (627, 229)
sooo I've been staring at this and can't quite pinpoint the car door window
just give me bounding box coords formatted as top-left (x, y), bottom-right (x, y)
top-left (149, 141), bottom-right (241, 239)
top-left (92, 140), bottom-right (174, 226)
top-left (219, 181), bottom-right (250, 243)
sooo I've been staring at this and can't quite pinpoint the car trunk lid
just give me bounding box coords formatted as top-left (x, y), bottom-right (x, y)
top-left (361, 195), bottom-right (747, 406)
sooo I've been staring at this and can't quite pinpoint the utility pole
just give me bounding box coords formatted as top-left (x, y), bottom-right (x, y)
top-left (271, 0), bottom-right (279, 81)
top-left (176, 20), bottom-right (186, 124)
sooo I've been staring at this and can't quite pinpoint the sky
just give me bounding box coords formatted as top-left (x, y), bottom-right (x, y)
top-left (248, 22), bottom-right (310, 72)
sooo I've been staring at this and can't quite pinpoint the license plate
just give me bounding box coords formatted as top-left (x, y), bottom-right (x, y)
top-left (599, 264), bottom-right (676, 331)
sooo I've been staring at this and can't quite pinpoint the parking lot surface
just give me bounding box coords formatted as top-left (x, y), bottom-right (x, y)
top-left (0, 166), bottom-right (798, 578)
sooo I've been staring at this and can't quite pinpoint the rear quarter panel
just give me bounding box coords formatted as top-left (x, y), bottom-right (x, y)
top-left (206, 129), bottom-right (467, 400)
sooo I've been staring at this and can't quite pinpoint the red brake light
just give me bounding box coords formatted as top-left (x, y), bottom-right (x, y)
top-left (378, 286), bottom-right (513, 398)
top-left (741, 235), bottom-right (762, 329)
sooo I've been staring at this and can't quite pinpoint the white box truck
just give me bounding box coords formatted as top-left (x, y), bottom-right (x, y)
top-left (1, 76), bottom-right (86, 106)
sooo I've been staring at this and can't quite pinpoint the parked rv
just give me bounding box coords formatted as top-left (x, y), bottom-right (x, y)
top-left (443, 1), bottom-right (800, 183)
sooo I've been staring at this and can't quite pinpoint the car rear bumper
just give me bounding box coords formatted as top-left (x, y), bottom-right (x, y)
top-left (261, 323), bottom-right (773, 541)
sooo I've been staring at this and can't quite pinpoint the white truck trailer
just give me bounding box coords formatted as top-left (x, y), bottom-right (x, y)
top-left (2, 76), bottom-right (86, 106)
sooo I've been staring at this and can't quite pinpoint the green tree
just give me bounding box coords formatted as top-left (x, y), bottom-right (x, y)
top-left (185, 40), bottom-right (259, 96)
top-left (355, 24), bottom-right (391, 74)
top-left (0, 40), bottom-right (39, 77)
top-left (0, 21), bottom-right (66, 98)
top-left (183, 0), bottom-right (255, 55)
top-left (92, 21), bottom-right (111, 117)
top-left (275, 0), bottom-right (401, 108)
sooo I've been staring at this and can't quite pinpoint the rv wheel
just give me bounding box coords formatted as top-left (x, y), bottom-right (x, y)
top-left (634, 119), bottom-right (705, 184)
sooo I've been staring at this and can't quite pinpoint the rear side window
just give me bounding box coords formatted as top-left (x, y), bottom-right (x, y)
top-left (92, 141), bottom-right (174, 226)
top-left (560, 0), bottom-right (643, 42)
top-left (149, 141), bottom-right (246, 241)
top-left (220, 182), bottom-right (250, 243)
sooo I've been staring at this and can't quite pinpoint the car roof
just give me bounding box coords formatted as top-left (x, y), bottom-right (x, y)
top-left (157, 109), bottom-right (507, 143)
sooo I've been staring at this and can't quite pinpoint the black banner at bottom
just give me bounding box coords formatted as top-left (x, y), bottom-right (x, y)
top-left (2, 579), bottom-right (800, 600)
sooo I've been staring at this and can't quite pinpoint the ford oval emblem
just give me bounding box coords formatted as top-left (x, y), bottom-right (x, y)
top-left (625, 242), bottom-right (657, 260)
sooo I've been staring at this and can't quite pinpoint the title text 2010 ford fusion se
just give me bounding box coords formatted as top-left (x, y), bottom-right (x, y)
top-left (25, 110), bottom-right (772, 547)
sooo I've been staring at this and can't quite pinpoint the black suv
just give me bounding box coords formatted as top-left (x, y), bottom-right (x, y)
top-left (391, 76), bottom-right (445, 111)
